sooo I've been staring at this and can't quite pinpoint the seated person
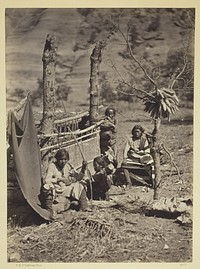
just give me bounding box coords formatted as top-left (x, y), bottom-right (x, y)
top-left (88, 156), bottom-right (113, 201)
top-left (122, 124), bottom-right (154, 187)
top-left (42, 148), bottom-right (90, 219)
top-left (100, 107), bottom-right (117, 157)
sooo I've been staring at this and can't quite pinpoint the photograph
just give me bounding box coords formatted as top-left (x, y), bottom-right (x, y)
top-left (3, 2), bottom-right (198, 266)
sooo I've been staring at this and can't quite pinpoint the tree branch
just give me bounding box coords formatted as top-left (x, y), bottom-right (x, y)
top-left (114, 21), bottom-right (158, 90)
top-left (106, 49), bottom-right (155, 99)
top-left (161, 143), bottom-right (183, 183)
top-left (169, 39), bottom-right (191, 90)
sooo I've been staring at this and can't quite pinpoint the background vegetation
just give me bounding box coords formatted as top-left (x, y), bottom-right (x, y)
top-left (6, 8), bottom-right (194, 112)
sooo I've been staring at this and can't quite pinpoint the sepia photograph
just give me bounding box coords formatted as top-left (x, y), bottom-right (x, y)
top-left (3, 1), bottom-right (199, 266)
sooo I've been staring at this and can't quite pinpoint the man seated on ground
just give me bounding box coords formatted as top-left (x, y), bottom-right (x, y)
top-left (122, 124), bottom-right (154, 188)
top-left (42, 148), bottom-right (91, 219)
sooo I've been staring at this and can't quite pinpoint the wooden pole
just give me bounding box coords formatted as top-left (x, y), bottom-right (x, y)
top-left (89, 40), bottom-right (107, 125)
top-left (40, 34), bottom-right (57, 178)
top-left (151, 118), bottom-right (161, 200)
top-left (67, 126), bottom-right (93, 200)
top-left (40, 33), bottom-right (57, 134)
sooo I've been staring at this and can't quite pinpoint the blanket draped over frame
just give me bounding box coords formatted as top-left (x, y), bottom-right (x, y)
top-left (9, 99), bottom-right (51, 220)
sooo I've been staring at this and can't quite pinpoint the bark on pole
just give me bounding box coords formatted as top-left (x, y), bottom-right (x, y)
top-left (89, 41), bottom-right (107, 124)
top-left (151, 118), bottom-right (161, 200)
top-left (40, 34), bottom-right (57, 134)
top-left (40, 34), bottom-right (57, 178)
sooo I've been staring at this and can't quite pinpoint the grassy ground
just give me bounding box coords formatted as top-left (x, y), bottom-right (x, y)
top-left (7, 105), bottom-right (193, 263)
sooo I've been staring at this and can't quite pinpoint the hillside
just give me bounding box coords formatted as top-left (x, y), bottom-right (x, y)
top-left (5, 8), bottom-right (192, 112)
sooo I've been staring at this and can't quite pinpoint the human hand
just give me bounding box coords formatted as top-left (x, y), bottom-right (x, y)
top-left (58, 177), bottom-right (71, 186)
top-left (59, 181), bottom-right (66, 187)
top-left (80, 177), bottom-right (89, 185)
top-left (57, 178), bottom-right (64, 183)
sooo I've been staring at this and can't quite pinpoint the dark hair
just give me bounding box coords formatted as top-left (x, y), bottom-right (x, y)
top-left (131, 124), bottom-right (145, 135)
top-left (55, 148), bottom-right (69, 161)
top-left (105, 107), bottom-right (116, 117)
top-left (93, 156), bottom-right (106, 168)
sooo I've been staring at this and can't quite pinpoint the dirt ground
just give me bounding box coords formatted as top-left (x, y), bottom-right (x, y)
top-left (7, 106), bottom-right (193, 263)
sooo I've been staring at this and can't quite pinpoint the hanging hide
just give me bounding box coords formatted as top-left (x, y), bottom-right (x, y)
top-left (9, 99), bottom-right (51, 220)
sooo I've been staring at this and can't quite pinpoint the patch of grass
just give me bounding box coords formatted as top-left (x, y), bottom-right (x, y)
top-left (7, 207), bottom-right (192, 262)
top-left (7, 107), bottom-right (193, 262)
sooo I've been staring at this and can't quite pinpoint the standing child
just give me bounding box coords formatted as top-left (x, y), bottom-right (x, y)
top-left (100, 107), bottom-right (117, 158)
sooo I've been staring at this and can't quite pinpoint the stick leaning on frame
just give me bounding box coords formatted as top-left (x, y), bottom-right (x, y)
top-left (58, 94), bottom-right (94, 200)
top-left (67, 126), bottom-right (93, 201)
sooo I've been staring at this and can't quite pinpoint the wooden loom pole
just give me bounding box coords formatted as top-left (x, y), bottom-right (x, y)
top-left (67, 126), bottom-right (93, 201)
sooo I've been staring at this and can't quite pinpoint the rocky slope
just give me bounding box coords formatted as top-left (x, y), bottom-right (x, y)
top-left (6, 8), bottom-right (192, 111)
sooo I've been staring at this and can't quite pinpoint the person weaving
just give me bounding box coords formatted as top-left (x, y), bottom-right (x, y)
top-left (123, 125), bottom-right (152, 163)
top-left (43, 148), bottom-right (90, 219)
top-left (123, 124), bottom-right (154, 187)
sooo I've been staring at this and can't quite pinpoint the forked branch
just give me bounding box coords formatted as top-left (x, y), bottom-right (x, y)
top-left (168, 39), bottom-right (191, 90)
top-left (106, 50), bottom-right (155, 99)
top-left (113, 21), bottom-right (158, 90)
